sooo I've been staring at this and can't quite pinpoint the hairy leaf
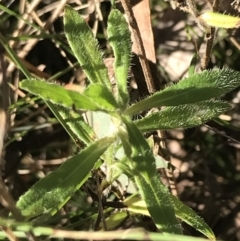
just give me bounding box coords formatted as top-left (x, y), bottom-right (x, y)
top-left (20, 80), bottom-right (118, 112)
top-left (119, 117), bottom-right (182, 234)
top-left (124, 194), bottom-right (216, 240)
top-left (124, 69), bottom-right (240, 115)
top-left (16, 137), bottom-right (113, 220)
top-left (108, 9), bottom-right (131, 107)
top-left (135, 100), bottom-right (230, 132)
top-left (64, 5), bottom-right (111, 88)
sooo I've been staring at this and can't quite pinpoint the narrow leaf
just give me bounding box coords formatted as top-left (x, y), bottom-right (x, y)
top-left (119, 117), bottom-right (182, 234)
top-left (171, 195), bottom-right (216, 240)
top-left (135, 100), bottom-right (231, 132)
top-left (124, 69), bottom-right (240, 115)
top-left (135, 173), bottom-right (182, 234)
top-left (108, 9), bottom-right (131, 107)
top-left (20, 80), bottom-right (118, 112)
top-left (124, 194), bottom-right (216, 240)
top-left (64, 5), bottom-right (111, 88)
top-left (16, 137), bottom-right (113, 220)
top-left (20, 79), bottom-right (97, 110)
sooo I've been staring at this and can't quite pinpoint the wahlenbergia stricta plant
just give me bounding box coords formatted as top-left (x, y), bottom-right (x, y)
top-left (17, 5), bottom-right (240, 238)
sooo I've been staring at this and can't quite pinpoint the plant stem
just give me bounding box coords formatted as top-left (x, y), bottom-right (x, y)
top-left (201, 0), bottom-right (220, 69)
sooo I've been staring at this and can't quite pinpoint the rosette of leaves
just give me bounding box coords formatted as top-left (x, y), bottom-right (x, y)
top-left (17, 5), bottom-right (240, 239)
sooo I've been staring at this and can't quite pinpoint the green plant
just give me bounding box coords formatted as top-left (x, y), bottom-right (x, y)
top-left (3, 4), bottom-right (240, 240)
